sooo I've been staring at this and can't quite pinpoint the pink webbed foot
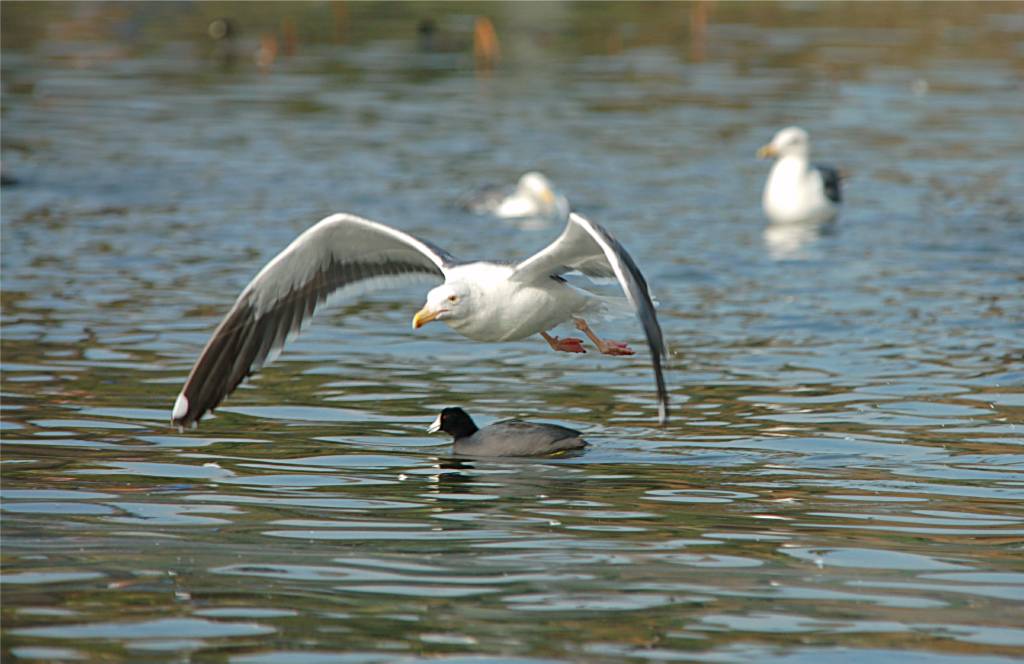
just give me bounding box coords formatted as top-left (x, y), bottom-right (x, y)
top-left (572, 318), bottom-right (636, 356)
top-left (596, 339), bottom-right (635, 356)
top-left (554, 337), bottom-right (587, 353)
top-left (541, 332), bottom-right (586, 353)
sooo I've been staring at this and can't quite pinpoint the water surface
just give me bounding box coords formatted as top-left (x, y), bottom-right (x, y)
top-left (2, 3), bottom-right (1023, 662)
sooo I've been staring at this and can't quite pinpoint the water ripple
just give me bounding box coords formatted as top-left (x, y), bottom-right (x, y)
top-left (2, 4), bottom-right (1022, 661)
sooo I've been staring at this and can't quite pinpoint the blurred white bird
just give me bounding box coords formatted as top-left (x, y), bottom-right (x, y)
top-left (465, 171), bottom-right (570, 228)
top-left (758, 127), bottom-right (842, 228)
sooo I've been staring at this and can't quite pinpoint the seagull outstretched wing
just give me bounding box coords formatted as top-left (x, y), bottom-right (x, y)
top-left (172, 213), bottom-right (454, 428)
top-left (512, 212), bottom-right (669, 423)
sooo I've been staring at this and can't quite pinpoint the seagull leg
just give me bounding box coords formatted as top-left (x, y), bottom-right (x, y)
top-left (540, 331), bottom-right (586, 353)
top-left (573, 318), bottom-right (635, 356)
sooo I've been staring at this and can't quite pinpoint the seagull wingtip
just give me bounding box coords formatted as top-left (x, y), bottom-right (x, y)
top-left (171, 393), bottom-right (189, 426)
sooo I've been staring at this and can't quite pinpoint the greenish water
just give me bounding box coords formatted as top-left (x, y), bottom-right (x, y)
top-left (2, 3), bottom-right (1023, 662)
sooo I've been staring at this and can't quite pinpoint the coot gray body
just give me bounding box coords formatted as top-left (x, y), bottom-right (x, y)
top-left (428, 407), bottom-right (588, 457)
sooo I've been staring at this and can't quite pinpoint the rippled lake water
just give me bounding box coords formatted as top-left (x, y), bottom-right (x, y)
top-left (2, 3), bottom-right (1023, 662)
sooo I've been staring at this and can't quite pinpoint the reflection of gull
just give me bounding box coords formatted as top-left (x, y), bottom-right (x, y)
top-left (758, 127), bottom-right (841, 227)
top-left (763, 224), bottom-right (827, 261)
top-left (467, 172), bottom-right (570, 227)
top-left (172, 212), bottom-right (667, 428)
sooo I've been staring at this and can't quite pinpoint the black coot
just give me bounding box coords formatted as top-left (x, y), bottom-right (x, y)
top-left (428, 407), bottom-right (589, 457)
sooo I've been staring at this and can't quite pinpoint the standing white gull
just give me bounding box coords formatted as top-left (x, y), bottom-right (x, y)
top-left (170, 212), bottom-right (668, 428)
top-left (758, 126), bottom-right (842, 227)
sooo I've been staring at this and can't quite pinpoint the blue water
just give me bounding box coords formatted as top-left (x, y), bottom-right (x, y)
top-left (2, 3), bottom-right (1023, 662)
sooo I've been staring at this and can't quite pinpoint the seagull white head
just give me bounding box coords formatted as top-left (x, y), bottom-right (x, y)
top-left (517, 171), bottom-right (557, 206)
top-left (758, 126), bottom-right (810, 160)
top-left (413, 282), bottom-right (471, 329)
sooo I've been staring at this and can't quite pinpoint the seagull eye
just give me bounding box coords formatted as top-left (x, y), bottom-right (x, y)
top-left (447, 295), bottom-right (458, 303)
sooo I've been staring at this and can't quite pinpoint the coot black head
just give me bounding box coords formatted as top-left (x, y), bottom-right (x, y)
top-left (427, 407), bottom-right (479, 439)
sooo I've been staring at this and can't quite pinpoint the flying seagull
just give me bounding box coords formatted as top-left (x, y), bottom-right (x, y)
top-left (171, 212), bottom-right (668, 429)
top-left (758, 126), bottom-right (842, 227)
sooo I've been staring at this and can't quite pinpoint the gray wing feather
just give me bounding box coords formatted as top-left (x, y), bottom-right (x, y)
top-left (172, 213), bottom-right (454, 428)
top-left (511, 213), bottom-right (669, 424)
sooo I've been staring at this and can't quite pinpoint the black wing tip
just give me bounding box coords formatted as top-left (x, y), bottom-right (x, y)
top-left (171, 390), bottom-right (223, 430)
top-left (170, 393), bottom-right (200, 430)
top-left (570, 212), bottom-right (669, 426)
top-left (653, 358), bottom-right (669, 426)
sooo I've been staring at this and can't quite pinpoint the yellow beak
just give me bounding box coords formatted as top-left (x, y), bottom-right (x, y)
top-left (757, 144), bottom-right (777, 159)
top-left (412, 305), bottom-right (445, 329)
